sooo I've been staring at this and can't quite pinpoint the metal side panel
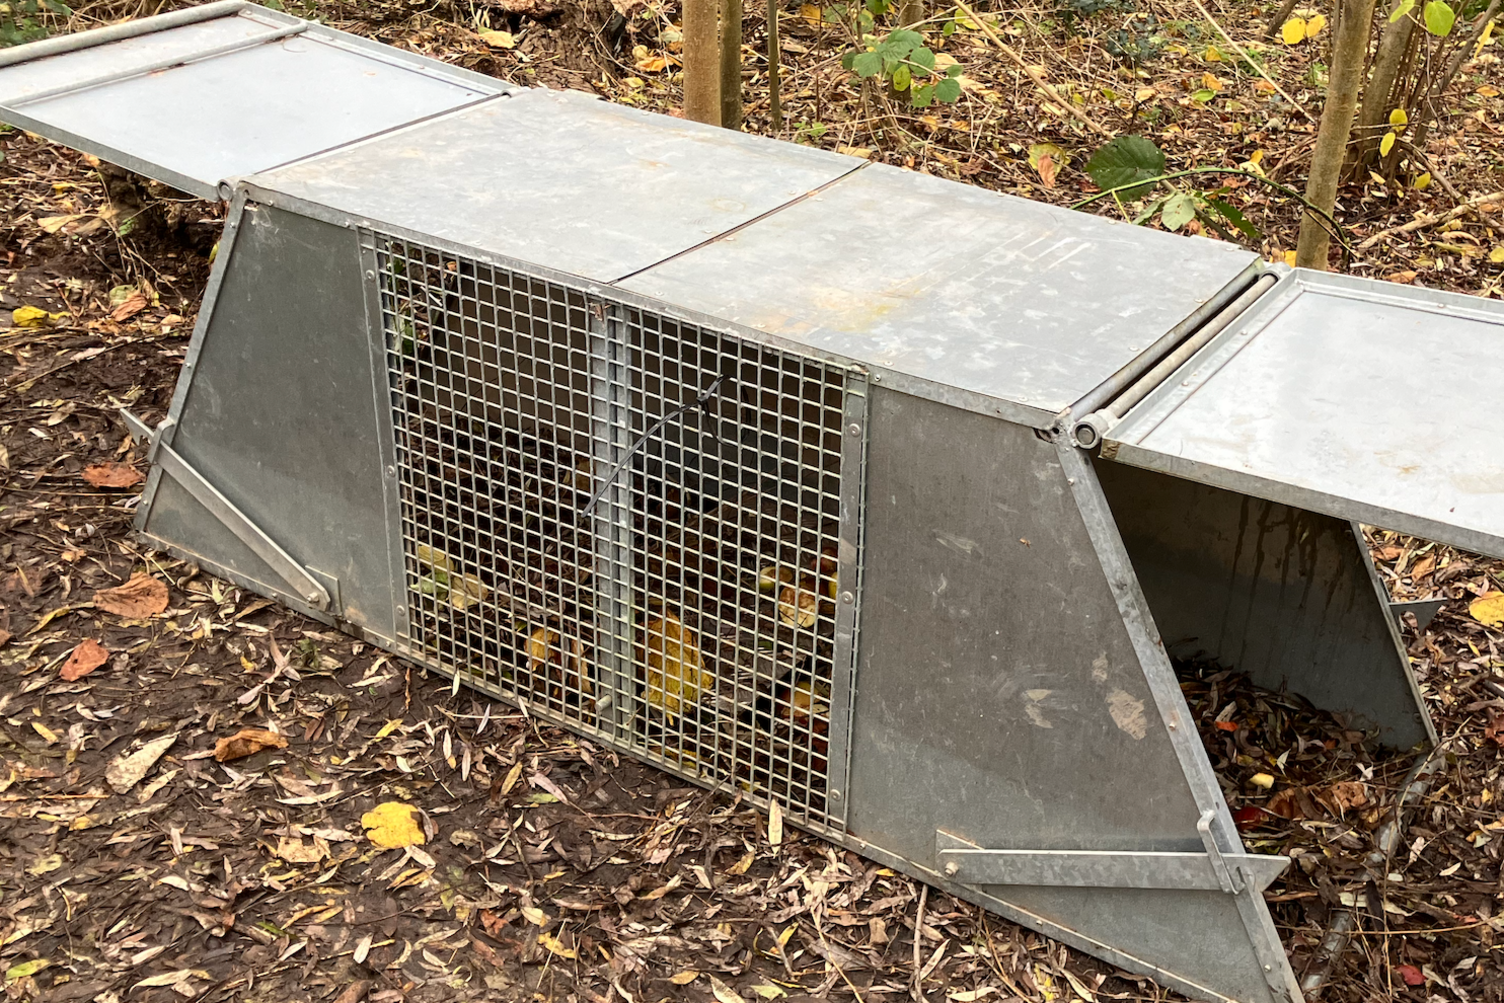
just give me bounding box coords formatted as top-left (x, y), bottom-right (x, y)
top-left (1096, 459), bottom-right (1434, 749)
top-left (618, 163), bottom-right (1261, 422)
top-left (138, 201), bottom-right (397, 639)
top-left (0, 4), bottom-right (505, 200)
top-left (844, 388), bottom-right (1298, 1003)
top-left (1102, 269), bottom-right (1504, 561)
top-left (255, 88), bottom-right (864, 284)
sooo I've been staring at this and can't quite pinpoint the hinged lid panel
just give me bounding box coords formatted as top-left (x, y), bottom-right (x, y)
top-left (1103, 270), bottom-right (1504, 559)
top-left (0, 3), bottom-right (505, 199)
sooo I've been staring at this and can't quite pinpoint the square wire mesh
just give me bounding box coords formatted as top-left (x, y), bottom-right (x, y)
top-left (371, 231), bottom-right (862, 831)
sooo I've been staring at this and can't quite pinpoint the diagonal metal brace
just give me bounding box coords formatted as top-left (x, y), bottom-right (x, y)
top-left (123, 409), bottom-right (330, 610)
top-left (935, 829), bottom-right (1289, 894)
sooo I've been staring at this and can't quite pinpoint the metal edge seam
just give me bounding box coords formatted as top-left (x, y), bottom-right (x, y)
top-left (0, 0), bottom-right (249, 68)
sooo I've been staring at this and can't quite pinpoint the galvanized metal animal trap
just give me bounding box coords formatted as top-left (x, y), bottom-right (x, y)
top-left (6, 6), bottom-right (1502, 1001)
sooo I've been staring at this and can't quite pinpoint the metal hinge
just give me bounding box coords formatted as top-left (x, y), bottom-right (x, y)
top-left (935, 824), bottom-right (1288, 894)
top-left (123, 408), bottom-right (331, 610)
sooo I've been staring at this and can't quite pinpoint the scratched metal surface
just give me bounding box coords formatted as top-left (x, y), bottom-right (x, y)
top-left (0, 14), bottom-right (268, 103)
top-left (1104, 269), bottom-right (1504, 561)
top-left (0, 15), bottom-right (499, 199)
top-left (259, 88), bottom-right (862, 283)
top-left (618, 163), bottom-right (1259, 418)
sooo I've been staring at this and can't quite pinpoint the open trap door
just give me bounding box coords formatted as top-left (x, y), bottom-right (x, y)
top-left (9, 8), bottom-right (1504, 1003)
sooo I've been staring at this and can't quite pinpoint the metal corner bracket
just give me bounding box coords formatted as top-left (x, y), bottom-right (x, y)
top-left (934, 828), bottom-right (1289, 894)
top-left (123, 408), bottom-right (331, 610)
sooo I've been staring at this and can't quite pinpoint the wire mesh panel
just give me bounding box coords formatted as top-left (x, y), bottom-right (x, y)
top-left (369, 230), bottom-right (865, 831)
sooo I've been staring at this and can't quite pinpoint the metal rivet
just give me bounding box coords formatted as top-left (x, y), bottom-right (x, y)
top-left (943, 862), bottom-right (960, 877)
top-left (840, 592), bottom-right (854, 605)
top-left (829, 789), bottom-right (842, 800)
top-left (386, 465), bottom-right (397, 477)
top-left (847, 423), bottom-right (861, 435)
top-left (872, 375), bottom-right (881, 382)
top-left (365, 269), bottom-right (376, 279)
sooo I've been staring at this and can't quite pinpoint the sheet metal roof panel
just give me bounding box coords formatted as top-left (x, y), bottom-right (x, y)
top-left (257, 88), bottom-right (864, 283)
top-left (0, 13), bottom-right (270, 103)
top-left (617, 164), bottom-right (1260, 416)
top-left (0, 18), bottom-right (498, 199)
top-left (1104, 269), bottom-right (1504, 560)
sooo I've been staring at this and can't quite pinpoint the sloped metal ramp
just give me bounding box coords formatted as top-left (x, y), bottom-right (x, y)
top-left (1101, 269), bottom-right (1504, 561)
top-left (0, 0), bottom-right (510, 199)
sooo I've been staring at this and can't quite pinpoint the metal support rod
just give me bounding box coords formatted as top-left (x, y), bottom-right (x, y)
top-left (8, 23), bottom-right (307, 107)
top-left (1067, 267), bottom-right (1262, 423)
top-left (152, 440), bottom-right (331, 609)
top-left (1073, 273), bottom-right (1278, 448)
top-left (0, 0), bottom-right (249, 68)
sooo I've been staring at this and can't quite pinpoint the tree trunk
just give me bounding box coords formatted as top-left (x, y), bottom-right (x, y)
top-left (1295, 0), bottom-right (1378, 269)
top-left (719, 0), bottom-right (744, 129)
top-left (1351, 4), bottom-right (1414, 175)
top-left (683, 0), bottom-right (722, 125)
top-left (767, 0), bottom-right (782, 129)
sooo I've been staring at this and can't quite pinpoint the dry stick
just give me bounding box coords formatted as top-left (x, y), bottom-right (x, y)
top-left (1394, 137), bottom-right (1503, 235)
top-left (1264, 0), bottom-right (1301, 41)
top-left (1354, 188), bottom-right (1504, 248)
top-left (1190, 0), bottom-right (1316, 124)
top-left (952, 0), bottom-right (1111, 138)
top-left (767, 0), bottom-right (782, 130)
top-left (1295, 0), bottom-right (1379, 268)
top-left (1351, 0), bottom-right (1416, 174)
top-left (910, 883), bottom-right (929, 1002)
top-left (1409, 0), bottom-right (1501, 152)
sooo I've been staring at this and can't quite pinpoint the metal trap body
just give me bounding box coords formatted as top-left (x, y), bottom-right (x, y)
top-left (7, 8), bottom-right (1504, 1002)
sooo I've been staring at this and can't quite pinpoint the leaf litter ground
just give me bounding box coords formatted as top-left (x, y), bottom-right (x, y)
top-left (2, 3), bottom-right (1504, 1002)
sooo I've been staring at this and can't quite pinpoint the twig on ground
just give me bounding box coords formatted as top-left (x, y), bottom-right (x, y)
top-left (1190, 0), bottom-right (1316, 124)
top-left (1355, 189), bottom-right (1504, 250)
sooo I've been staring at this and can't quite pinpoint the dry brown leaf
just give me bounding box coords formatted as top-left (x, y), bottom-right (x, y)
top-left (214, 727), bottom-right (288, 762)
top-left (110, 290), bottom-right (149, 322)
top-left (1324, 780), bottom-right (1368, 812)
top-left (709, 975), bottom-right (748, 1003)
top-left (642, 613), bottom-right (711, 717)
top-left (94, 574), bottom-right (169, 618)
top-left (106, 732), bottom-right (179, 794)
top-left (82, 462), bottom-right (143, 489)
top-left (777, 580), bottom-right (819, 629)
top-left (1485, 710), bottom-right (1504, 747)
top-left (60, 638), bottom-right (109, 681)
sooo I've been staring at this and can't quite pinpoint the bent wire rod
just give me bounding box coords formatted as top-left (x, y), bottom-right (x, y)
top-left (579, 371), bottom-right (732, 518)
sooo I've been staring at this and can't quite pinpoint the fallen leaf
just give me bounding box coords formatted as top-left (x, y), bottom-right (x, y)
top-left (361, 801), bottom-right (426, 848)
top-left (642, 613), bottom-right (711, 717)
top-left (106, 732), bottom-right (179, 794)
top-left (799, 2), bottom-right (822, 25)
top-left (1248, 772), bottom-right (1275, 789)
top-left (31, 721), bottom-right (59, 744)
top-left (275, 836), bottom-right (324, 863)
top-left (12, 305), bottom-right (65, 328)
top-left (36, 213), bottom-right (85, 234)
top-left (1281, 16), bottom-right (1307, 43)
top-left (670, 970), bottom-right (700, 985)
top-left (1304, 12), bottom-right (1327, 36)
top-left (110, 291), bottom-right (149, 322)
top-left (479, 28), bottom-right (515, 47)
top-left (777, 580), bottom-right (819, 628)
top-left (709, 975), bottom-right (748, 1003)
top-left (1325, 780), bottom-right (1368, 811)
top-left (1028, 142), bottom-right (1067, 188)
top-left (94, 574), bottom-right (169, 618)
top-left (1265, 787), bottom-right (1305, 819)
top-left (1397, 964), bottom-right (1425, 986)
top-left (4, 958), bottom-right (49, 982)
top-left (1470, 593), bottom-right (1504, 627)
top-left (214, 727), bottom-right (288, 761)
top-left (60, 638), bottom-right (109, 681)
top-left (132, 969), bottom-right (208, 990)
top-left (82, 462), bottom-right (143, 488)
top-left (767, 801), bottom-right (783, 846)
top-left (1485, 710), bottom-right (1504, 747)
top-left (949, 990), bottom-right (998, 1003)
top-left (538, 930), bottom-right (577, 959)
top-left (521, 905), bottom-right (548, 925)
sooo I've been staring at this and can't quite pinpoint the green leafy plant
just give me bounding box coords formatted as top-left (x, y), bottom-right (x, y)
top-left (842, 25), bottom-right (964, 106)
top-left (1102, 14), bottom-right (1166, 64)
top-left (1083, 135), bottom-right (1264, 244)
top-left (0, 0), bottom-right (71, 47)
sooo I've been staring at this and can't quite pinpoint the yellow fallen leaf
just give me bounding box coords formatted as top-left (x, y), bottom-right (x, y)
top-left (1389, 106), bottom-right (1409, 127)
top-left (448, 572), bottom-right (487, 610)
top-left (31, 722), bottom-right (59, 744)
top-left (642, 613), bottom-right (711, 717)
top-left (1282, 250), bottom-right (1298, 267)
top-left (479, 28), bottom-right (515, 48)
top-left (1380, 131), bottom-right (1397, 156)
top-left (12, 305), bottom-right (65, 328)
top-left (375, 718), bottom-right (403, 739)
top-left (1202, 71), bottom-right (1224, 91)
top-left (1305, 12), bottom-right (1327, 36)
top-left (521, 904), bottom-right (547, 925)
top-left (538, 930), bottom-right (577, 959)
top-left (1471, 593), bottom-right (1504, 627)
top-left (1489, 246), bottom-right (1504, 263)
top-left (1203, 44), bottom-right (1222, 60)
top-left (416, 544), bottom-right (452, 573)
top-left (799, 3), bottom-right (822, 25)
top-left (670, 971), bottom-right (701, 986)
top-left (750, 986), bottom-right (788, 1000)
top-left (1415, 171), bottom-right (1433, 190)
top-left (1249, 772), bottom-right (1275, 789)
top-left (1281, 16), bottom-right (1307, 43)
top-left (361, 801), bottom-right (426, 848)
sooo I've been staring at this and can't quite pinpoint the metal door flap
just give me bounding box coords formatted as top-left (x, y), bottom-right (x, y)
top-left (935, 831), bottom-right (1289, 894)
top-left (127, 409), bottom-right (330, 609)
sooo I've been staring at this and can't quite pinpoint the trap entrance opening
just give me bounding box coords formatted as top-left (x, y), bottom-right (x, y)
top-left (374, 233), bottom-right (864, 834)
